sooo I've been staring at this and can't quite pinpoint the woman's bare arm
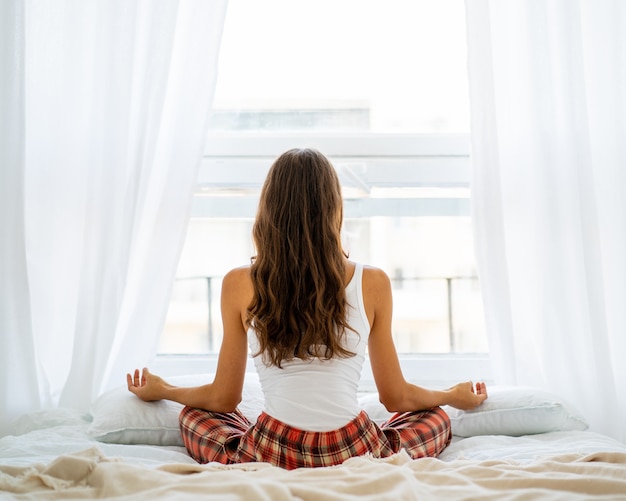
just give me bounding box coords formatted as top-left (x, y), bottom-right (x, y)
top-left (364, 266), bottom-right (488, 412)
top-left (127, 266), bottom-right (251, 413)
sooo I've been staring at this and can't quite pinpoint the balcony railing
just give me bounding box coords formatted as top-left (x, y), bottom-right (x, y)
top-left (163, 274), bottom-right (482, 354)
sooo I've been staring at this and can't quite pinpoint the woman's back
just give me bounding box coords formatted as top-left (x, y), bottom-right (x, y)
top-left (249, 262), bottom-right (370, 431)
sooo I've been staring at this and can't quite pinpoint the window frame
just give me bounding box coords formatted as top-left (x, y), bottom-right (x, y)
top-left (155, 131), bottom-right (492, 386)
top-left (192, 132), bottom-right (473, 218)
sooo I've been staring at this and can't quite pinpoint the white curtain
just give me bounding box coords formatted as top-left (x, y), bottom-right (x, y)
top-left (465, 0), bottom-right (626, 442)
top-left (0, 0), bottom-right (227, 436)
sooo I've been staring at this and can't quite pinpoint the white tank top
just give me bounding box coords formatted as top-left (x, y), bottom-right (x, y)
top-left (247, 262), bottom-right (371, 431)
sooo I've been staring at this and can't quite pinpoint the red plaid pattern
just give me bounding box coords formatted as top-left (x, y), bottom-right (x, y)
top-left (179, 406), bottom-right (451, 470)
top-left (379, 407), bottom-right (452, 459)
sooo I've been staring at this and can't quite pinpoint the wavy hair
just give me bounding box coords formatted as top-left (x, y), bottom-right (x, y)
top-left (246, 148), bottom-right (355, 367)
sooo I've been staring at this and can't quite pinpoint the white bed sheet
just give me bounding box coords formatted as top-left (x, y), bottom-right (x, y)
top-left (0, 410), bottom-right (194, 468)
top-left (2, 408), bottom-right (624, 467)
top-left (440, 430), bottom-right (626, 463)
top-left (2, 410), bottom-right (626, 500)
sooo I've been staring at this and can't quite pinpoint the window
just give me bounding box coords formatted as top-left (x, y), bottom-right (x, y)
top-left (157, 0), bottom-right (489, 384)
top-left (209, 0), bottom-right (470, 135)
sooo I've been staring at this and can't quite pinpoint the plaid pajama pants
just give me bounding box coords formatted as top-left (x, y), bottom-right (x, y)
top-left (179, 406), bottom-right (451, 470)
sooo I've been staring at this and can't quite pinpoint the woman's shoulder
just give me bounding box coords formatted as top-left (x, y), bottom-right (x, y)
top-left (222, 265), bottom-right (252, 308)
top-left (224, 264), bottom-right (251, 277)
top-left (361, 264), bottom-right (391, 282)
top-left (222, 265), bottom-right (253, 296)
top-left (360, 264), bottom-right (392, 295)
top-left (358, 264), bottom-right (392, 323)
top-left (223, 264), bottom-right (251, 282)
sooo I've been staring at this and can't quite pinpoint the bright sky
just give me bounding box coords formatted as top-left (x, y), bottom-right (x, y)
top-left (213, 0), bottom-right (470, 133)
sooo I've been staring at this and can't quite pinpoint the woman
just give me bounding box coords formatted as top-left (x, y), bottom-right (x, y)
top-left (128, 148), bottom-right (487, 470)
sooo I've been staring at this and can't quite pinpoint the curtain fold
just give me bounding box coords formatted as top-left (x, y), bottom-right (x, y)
top-left (465, 0), bottom-right (626, 442)
top-left (0, 0), bottom-right (42, 427)
top-left (0, 0), bottom-right (227, 436)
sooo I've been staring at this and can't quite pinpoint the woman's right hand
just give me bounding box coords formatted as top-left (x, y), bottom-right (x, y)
top-left (446, 381), bottom-right (488, 410)
top-left (126, 368), bottom-right (171, 402)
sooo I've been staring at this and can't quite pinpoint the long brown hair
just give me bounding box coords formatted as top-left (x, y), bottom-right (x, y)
top-left (246, 148), bottom-right (354, 367)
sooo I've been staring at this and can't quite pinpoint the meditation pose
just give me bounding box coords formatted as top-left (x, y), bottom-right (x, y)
top-left (128, 148), bottom-right (488, 469)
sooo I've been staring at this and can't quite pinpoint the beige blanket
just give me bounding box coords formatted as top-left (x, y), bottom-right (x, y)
top-left (2, 447), bottom-right (626, 500)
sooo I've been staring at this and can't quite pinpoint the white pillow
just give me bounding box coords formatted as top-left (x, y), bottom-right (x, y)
top-left (90, 379), bottom-right (587, 445)
top-left (444, 386), bottom-right (588, 437)
top-left (88, 373), bottom-right (264, 446)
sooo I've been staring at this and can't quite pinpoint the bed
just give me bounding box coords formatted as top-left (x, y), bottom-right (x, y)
top-left (2, 375), bottom-right (626, 500)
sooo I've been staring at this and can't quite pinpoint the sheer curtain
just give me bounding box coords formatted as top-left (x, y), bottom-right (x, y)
top-left (465, 0), bottom-right (626, 442)
top-left (0, 0), bottom-right (227, 436)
